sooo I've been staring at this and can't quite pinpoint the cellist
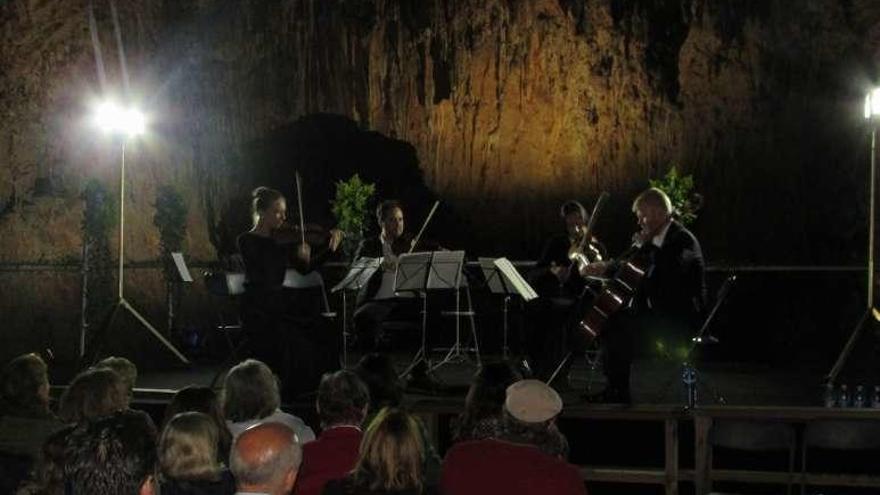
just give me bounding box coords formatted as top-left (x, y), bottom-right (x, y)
top-left (580, 187), bottom-right (706, 403)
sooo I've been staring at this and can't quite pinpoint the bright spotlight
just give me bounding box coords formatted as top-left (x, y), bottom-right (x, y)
top-left (93, 101), bottom-right (145, 137)
top-left (865, 88), bottom-right (880, 120)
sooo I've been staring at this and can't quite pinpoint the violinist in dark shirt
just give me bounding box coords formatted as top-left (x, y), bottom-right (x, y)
top-left (237, 186), bottom-right (343, 395)
top-left (526, 200), bottom-right (606, 385)
top-left (352, 200), bottom-right (422, 350)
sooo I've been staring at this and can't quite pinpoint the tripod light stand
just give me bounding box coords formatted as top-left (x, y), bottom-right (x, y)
top-left (825, 89), bottom-right (880, 384)
top-left (85, 102), bottom-right (189, 365)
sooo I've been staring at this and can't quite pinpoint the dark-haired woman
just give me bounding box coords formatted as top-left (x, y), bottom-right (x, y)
top-left (238, 187), bottom-right (342, 397)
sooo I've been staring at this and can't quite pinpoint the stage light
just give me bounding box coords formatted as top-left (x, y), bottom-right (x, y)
top-left (93, 101), bottom-right (145, 137)
top-left (866, 88), bottom-right (880, 120)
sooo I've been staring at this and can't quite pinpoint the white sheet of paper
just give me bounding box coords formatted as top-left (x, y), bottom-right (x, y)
top-left (171, 252), bottom-right (193, 282)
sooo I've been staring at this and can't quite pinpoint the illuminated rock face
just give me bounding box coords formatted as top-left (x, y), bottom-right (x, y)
top-left (0, 1), bottom-right (878, 349)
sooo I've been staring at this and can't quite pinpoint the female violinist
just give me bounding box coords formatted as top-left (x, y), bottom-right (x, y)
top-left (237, 186), bottom-right (344, 396)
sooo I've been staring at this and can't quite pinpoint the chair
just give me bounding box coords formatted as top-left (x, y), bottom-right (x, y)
top-left (707, 420), bottom-right (797, 495)
top-left (801, 420), bottom-right (880, 494)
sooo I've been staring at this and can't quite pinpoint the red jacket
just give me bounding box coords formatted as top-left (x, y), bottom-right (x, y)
top-left (294, 426), bottom-right (363, 495)
top-left (441, 439), bottom-right (586, 495)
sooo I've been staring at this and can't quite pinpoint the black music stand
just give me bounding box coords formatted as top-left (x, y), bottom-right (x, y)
top-left (331, 257), bottom-right (382, 367)
top-left (168, 252), bottom-right (193, 334)
top-left (480, 257), bottom-right (538, 359)
top-left (393, 252), bottom-right (432, 377)
top-left (429, 251), bottom-right (480, 371)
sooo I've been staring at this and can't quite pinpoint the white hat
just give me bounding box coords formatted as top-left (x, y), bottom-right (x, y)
top-left (504, 379), bottom-right (563, 423)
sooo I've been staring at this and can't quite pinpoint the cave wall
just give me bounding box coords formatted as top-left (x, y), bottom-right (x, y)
top-left (1, 0), bottom-right (880, 362)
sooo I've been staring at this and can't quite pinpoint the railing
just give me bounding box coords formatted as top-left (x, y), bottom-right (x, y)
top-left (408, 400), bottom-right (880, 495)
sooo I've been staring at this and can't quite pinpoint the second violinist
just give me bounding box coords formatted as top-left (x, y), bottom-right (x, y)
top-left (526, 200), bottom-right (607, 384)
top-left (352, 200), bottom-right (422, 350)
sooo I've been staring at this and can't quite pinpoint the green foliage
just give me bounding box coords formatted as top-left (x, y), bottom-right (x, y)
top-left (81, 179), bottom-right (117, 239)
top-left (153, 185), bottom-right (188, 276)
top-left (331, 174), bottom-right (376, 259)
top-left (649, 165), bottom-right (701, 226)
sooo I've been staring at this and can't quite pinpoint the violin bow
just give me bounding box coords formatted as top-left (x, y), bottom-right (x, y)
top-left (408, 200), bottom-right (440, 254)
top-left (294, 171), bottom-right (306, 246)
top-left (577, 191), bottom-right (609, 254)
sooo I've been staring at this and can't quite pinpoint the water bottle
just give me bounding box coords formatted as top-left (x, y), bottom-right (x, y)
top-left (822, 383), bottom-right (836, 408)
top-left (838, 384), bottom-right (849, 408)
top-left (871, 385), bottom-right (880, 408)
top-left (854, 385), bottom-right (866, 408)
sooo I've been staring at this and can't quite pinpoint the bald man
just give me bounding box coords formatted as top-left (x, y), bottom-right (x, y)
top-left (230, 422), bottom-right (303, 495)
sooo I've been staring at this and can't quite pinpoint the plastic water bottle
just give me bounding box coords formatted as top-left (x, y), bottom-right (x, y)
top-left (871, 385), bottom-right (880, 408)
top-left (838, 384), bottom-right (849, 408)
top-left (854, 385), bottom-right (866, 408)
top-left (822, 383), bottom-right (836, 408)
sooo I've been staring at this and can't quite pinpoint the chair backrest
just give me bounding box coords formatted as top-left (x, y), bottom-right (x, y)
top-left (711, 420), bottom-right (795, 451)
top-left (804, 420), bottom-right (880, 450)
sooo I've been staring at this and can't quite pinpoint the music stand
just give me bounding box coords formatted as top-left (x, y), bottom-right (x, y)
top-left (331, 257), bottom-right (382, 367)
top-left (167, 252), bottom-right (193, 334)
top-left (392, 252), bottom-right (433, 377)
top-left (429, 251), bottom-right (480, 371)
top-left (479, 257), bottom-right (538, 359)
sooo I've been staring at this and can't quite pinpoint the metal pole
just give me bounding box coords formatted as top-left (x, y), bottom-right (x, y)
top-left (869, 127), bottom-right (876, 309)
top-left (118, 139), bottom-right (126, 300)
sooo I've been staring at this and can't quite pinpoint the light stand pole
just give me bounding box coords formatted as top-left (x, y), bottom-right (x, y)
top-left (84, 102), bottom-right (189, 365)
top-left (825, 89), bottom-right (880, 384)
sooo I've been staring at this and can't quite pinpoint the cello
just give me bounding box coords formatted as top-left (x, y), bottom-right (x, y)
top-left (576, 232), bottom-right (654, 343)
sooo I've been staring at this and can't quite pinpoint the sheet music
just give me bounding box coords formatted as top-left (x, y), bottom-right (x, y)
top-left (331, 257), bottom-right (381, 293)
top-left (427, 250), bottom-right (464, 290)
top-left (394, 252), bottom-right (431, 293)
top-left (283, 269), bottom-right (323, 289)
top-left (171, 252), bottom-right (193, 282)
top-left (494, 257), bottom-right (538, 301)
top-left (479, 257), bottom-right (507, 293)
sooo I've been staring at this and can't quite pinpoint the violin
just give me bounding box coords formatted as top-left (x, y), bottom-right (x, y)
top-left (569, 192), bottom-right (609, 274)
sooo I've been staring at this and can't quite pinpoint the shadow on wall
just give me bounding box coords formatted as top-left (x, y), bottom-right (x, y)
top-left (212, 113), bottom-right (459, 257)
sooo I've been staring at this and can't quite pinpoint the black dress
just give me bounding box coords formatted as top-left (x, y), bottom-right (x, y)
top-left (237, 232), bottom-right (291, 378)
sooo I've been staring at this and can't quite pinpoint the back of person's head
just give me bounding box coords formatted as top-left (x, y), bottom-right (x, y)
top-left (223, 359), bottom-right (280, 423)
top-left (159, 412), bottom-right (222, 482)
top-left (352, 407), bottom-right (424, 492)
top-left (353, 353), bottom-right (403, 410)
top-left (163, 386), bottom-right (224, 429)
top-left (94, 356), bottom-right (137, 400)
top-left (501, 380), bottom-right (568, 456)
top-left (162, 385), bottom-right (231, 463)
top-left (0, 352), bottom-right (50, 415)
top-left (559, 200), bottom-right (587, 219)
top-left (230, 422), bottom-right (301, 494)
top-left (317, 370), bottom-right (369, 428)
top-left (463, 361), bottom-right (522, 422)
top-left (59, 367), bottom-right (127, 423)
top-left (64, 409), bottom-right (157, 495)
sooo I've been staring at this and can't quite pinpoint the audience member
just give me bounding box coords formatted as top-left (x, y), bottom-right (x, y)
top-left (158, 412), bottom-right (235, 495)
top-left (452, 361), bottom-right (521, 442)
top-left (440, 380), bottom-right (585, 495)
top-left (230, 422), bottom-right (302, 495)
top-left (294, 370), bottom-right (369, 495)
top-left (352, 353), bottom-right (404, 414)
top-left (58, 367), bottom-right (128, 423)
top-left (163, 386), bottom-right (232, 464)
top-left (0, 353), bottom-right (64, 493)
top-left (64, 409), bottom-right (158, 495)
top-left (323, 407), bottom-right (435, 495)
top-left (94, 356), bottom-right (138, 407)
top-left (0, 353), bottom-right (63, 457)
top-left (14, 424), bottom-right (73, 495)
top-left (223, 359), bottom-right (315, 442)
